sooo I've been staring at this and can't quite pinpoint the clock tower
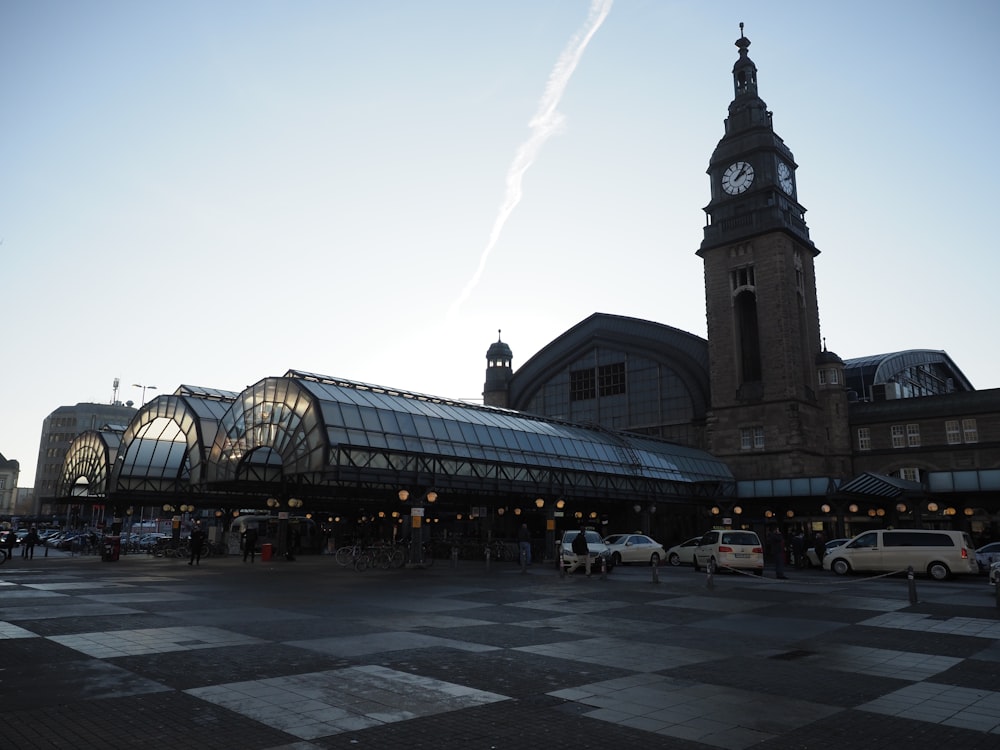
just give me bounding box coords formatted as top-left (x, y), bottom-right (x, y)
top-left (698, 26), bottom-right (851, 480)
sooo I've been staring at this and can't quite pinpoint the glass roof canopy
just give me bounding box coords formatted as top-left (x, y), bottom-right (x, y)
top-left (207, 370), bottom-right (732, 502)
top-left (60, 371), bottom-right (733, 507)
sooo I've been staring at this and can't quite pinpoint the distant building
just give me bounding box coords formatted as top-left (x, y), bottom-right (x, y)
top-left (0, 453), bottom-right (19, 516)
top-left (33, 402), bottom-right (136, 516)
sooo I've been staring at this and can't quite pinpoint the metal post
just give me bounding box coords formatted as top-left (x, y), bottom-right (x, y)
top-left (600, 556), bottom-right (607, 580)
top-left (558, 548), bottom-right (565, 578)
top-left (706, 558), bottom-right (715, 590)
top-left (651, 559), bottom-right (660, 584)
top-left (907, 565), bottom-right (918, 605)
top-left (520, 547), bottom-right (528, 573)
top-left (485, 546), bottom-right (491, 572)
top-left (451, 545), bottom-right (459, 569)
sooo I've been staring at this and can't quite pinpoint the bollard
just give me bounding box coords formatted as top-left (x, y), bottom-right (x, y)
top-left (651, 559), bottom-right (660, 584)
top-left (485, 547), bottom-right (491, 572)
top-left (994, 579), bottom-right (999, 610)
top-left (451, 545), bottom-right (459, 569)
top-left (706, 558), bottom-right (715, 590)
top-left (520, 547), bottom-right (527, 574)
top-left (600, 556), bottom-right (607, 580)
top-left (558, 549), bottom-right (565, 578)
top-left (907, 565), bottom-right (918, 605)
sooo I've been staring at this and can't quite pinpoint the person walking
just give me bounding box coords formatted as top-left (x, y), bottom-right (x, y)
top-left (569, 527), bottom-right (592, 576)
top-left (517, 523), bottom-right (532, 566)
top-left (242, 525), bottom-right (259, 563)
top-left (24, 527), bottom-right (39, 560)
top-left (4, 529), bottom-right (16, 561)
top-left (767, 525), bottom-right (788, 579)
top-left (188, 522), bottom-right (206, 566)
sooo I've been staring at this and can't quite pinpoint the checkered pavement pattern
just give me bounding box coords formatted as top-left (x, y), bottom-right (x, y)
top-left (1, 554), bottom-right (998, 749)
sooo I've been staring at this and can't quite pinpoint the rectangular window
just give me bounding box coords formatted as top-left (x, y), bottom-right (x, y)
top-left (906, 423), bottom-right (920, 447)
top-left (753, 426), bottom-right (765, 448)
top-left (857, 427), bottom-right (871, 451)
top-left (945, 420), bottom-right (961, 445)
top-left (598, 362), bottom-right (626, 397)
top-left (827, 368), bottom-right (839, 385)
top-left (569, 369), bottom-right (596, 402)
top-left (899, 467), bottom-right (920, 482)
top-left (962, 418), bottom-right (978, 443)
top-left (740, 427), bottom-right (752, 450)
top-left (817, 369), bottom-right (827, 385)
top-left (891, 425), bottom-right (905, 448)
top-left (730, 265), bottom-right (755, 291)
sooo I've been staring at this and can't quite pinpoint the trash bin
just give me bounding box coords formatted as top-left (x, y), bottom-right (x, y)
top-left (101, 535), bottom-right (121, 562)
top-left (261, 543), bottom-right (273, 562)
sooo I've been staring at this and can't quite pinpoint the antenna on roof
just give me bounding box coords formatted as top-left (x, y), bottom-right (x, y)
top-left (112, 377), bottom-right (120, 405)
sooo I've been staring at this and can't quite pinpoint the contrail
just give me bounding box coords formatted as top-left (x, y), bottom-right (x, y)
top-left (448, 0), bottom-right (613, 318)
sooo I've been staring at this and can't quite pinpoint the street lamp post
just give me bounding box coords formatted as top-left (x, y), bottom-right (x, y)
top-left (132, 383), bottom-right (157, 404)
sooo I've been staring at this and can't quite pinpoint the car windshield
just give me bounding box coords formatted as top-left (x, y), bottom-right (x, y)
top-left (603, 535), bottom-right (625, 545)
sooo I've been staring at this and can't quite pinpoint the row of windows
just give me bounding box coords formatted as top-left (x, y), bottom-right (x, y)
top-left (569, 363), bottom-right (627, 402)
top-left (857, 419), bottom-right (978, 451)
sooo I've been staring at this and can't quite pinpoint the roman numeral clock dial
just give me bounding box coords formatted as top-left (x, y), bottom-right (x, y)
top-left (722, 161), bottom-right (754, 195)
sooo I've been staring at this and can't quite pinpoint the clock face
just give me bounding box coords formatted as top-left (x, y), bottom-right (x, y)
top-left (777, 161), bottom-right (794, 195)
top-left (722, 161), bottom-right (754, 195)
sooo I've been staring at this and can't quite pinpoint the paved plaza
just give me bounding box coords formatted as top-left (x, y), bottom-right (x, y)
top-left (1, 549), bottom-right (999, 749)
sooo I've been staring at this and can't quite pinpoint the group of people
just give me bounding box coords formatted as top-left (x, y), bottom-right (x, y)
top-left (767, 526), bottom-right (827, 579)
top-left (2, 526), bottom-right (40, 560)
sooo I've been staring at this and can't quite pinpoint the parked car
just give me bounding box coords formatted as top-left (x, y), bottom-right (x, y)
top-left (692, 529), bottom-right (763, 574)
top-left (665, 537), bottom-right (702, 566)
top-left (990, 560), bottom-right (1000, 586)
top-left (558, 529), bottom-right (614, 573)
top-left (805, 538), bottom-right (851, 568)
top-left (602, 533), bottom-right (665, 566)
top-left (824, 529), bottom-right (978, 580)
top-left (974, 542), bottom-right (1000, 574)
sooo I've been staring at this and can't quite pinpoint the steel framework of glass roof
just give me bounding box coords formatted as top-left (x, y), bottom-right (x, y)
top-left (56, 371), bottom-right (734, 509)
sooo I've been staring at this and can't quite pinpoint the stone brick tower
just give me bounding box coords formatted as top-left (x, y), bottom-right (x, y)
top-left (697, 26), bottom-right (851, 480)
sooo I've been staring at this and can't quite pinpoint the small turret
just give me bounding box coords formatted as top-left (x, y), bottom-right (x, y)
top-left (483, 330), bottom-right (513, 408)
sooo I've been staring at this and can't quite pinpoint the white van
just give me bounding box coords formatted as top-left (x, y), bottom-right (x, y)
top-left (823, 529), bottom-right (978, 580)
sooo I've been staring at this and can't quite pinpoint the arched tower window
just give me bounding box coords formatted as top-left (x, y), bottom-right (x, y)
top-left (734, 289), bottom-right (762, 384)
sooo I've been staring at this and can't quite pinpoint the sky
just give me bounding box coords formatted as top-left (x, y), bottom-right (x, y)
top-left (2, 0), bottom-right (998, 488)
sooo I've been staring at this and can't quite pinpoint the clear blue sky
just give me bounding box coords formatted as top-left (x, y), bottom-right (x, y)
top-left (2, 1), bottom-right (997, 487)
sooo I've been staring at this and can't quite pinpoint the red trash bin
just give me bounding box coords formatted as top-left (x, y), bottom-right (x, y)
top-left (102, 535), bottom-right (120, 562)
top-left (260, 543), bottom-right (273, 562)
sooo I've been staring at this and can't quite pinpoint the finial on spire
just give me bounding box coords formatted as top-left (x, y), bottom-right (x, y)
top-left (822, 337), bottom-right (827, 352)
top-left (739, 21), bottom-right (744, 38)
top-left (497, 329), bottom-right (502, 342)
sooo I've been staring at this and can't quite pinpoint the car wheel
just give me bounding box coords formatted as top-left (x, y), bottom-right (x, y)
top-left (650, 552), bottom-right (660, 566)
top-left (611, 552), bottom-right (622, 566)
top-left (928, 561), bottom-right (950, 581)
top-left (668, 552), bottom-right (681, 566)
top-left (831, 558), bottom-right (850, 576)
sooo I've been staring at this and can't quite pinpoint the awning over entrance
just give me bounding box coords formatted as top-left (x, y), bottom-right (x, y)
top-left (836, 472), bottom-right (924, 499)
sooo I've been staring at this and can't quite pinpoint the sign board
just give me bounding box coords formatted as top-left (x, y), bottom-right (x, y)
top-left (412, 507), bottom-right (425, 517)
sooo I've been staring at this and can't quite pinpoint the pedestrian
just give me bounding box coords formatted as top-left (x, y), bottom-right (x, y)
top-left (569, 527), bottom-right (592, 576)
top-left (767, 525), bottom-right (788, 579)
top-left (791, 529), bottom-right (807, 569)
top-left (517, 523), bottom-right (532, 566)
top-left (813, 531), bottom-right (826, 567)
top-left (24, 526), bottom-right (39, 560)
top-left (3, 529), bottom-right (15, 561)
top-left (242, 525), bottom-right (259, 563)
top-left (188, 522), bottom-right (205, 566)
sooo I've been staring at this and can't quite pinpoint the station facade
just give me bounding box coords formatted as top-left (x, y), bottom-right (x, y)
top-left (48, 31), bottom-right (999, 550)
